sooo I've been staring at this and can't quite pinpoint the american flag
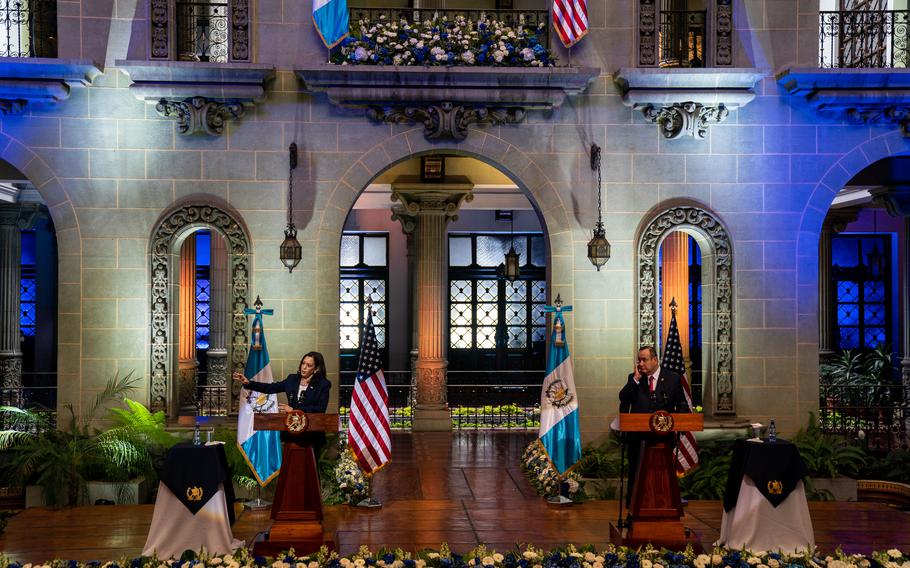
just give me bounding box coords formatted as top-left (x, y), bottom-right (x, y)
top-left (552, 0), bottom-right (589, 48)
top-left (662, 305), bottom-right (699, 475)
top-left (347, 306), bottom-right (391, 474)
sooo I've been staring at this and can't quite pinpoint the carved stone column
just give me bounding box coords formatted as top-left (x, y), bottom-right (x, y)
top-left (819, 210), bottom-right (859, 361)
top-left (0, 209), bottom-right (23, 406)
top-left (207, 232), bottom-right (229, 414)
top-left (391, 176), bottom-right (473, 431)
top-left (178, 234), bottom-right (198, 412)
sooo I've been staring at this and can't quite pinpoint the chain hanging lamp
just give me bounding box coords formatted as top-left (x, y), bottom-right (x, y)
top-left (280, 142), bottom-right (302, 273)
top-left (504, 210), bottom-right (520, 281)
top-left (587, 143), bottom-right (611, 270)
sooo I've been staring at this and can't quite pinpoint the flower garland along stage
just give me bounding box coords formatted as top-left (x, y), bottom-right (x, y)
top-left (2, 544), bottom-right (909, 568)
top-left (331, 14), bottom-right (554, 67)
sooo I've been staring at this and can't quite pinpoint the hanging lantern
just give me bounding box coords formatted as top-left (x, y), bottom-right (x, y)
top-left (281, 142), bottom-right (302, 273)
top-left (280, 225), bottom-right (302, 272)
top-left (587, 220), bottom-right (611, 271)
top-left (865, 209), bottom-right (886, 279)
top-left (504, 244), bottom-right (520, 281)
top-left (587, 144), bottom-right (611, 270)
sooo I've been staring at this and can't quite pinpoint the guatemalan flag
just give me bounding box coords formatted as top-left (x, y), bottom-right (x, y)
top-left (313, 0), bottom-right (349, 48)
top-left (538, 297), bottom-right (582, 475)
top-left (237, 310), bottom-right (283, 486)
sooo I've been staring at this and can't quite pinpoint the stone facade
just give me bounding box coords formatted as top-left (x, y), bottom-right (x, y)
top-left (3, 0), bottom-right (901, 438)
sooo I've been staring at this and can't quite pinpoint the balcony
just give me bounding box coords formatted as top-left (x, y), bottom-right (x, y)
top-left (658, 9), bottom-right (706, 68)
top-left (346, 6), bottom-right (550, 60)
top-left (819, 9), bottom-right (909, 68)
top-left (0, 0), bottom-right (56, 58)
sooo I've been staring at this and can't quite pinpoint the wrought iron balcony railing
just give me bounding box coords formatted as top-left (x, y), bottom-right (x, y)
top-left (176, 0), bottom-right (229, 63)
top-left (347, 7), bottom-right (550, 51)
top-left (658, 9), bottom-right (707, 68)
top-left (819, 10), bottom-right (910, 68)
top-left (820, 383), bottom-right (908, 451)
top-left (0, 0), bottom-right (57, 58)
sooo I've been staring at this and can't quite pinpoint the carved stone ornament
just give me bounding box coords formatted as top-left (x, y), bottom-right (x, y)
top-left (156, 97), bottom-right (245, 137)
top-left (0, 355), bottom-right (22, 406)
top-left (0, 99), bottom-right (25, 115)
top-left (150, 0), bottom-right (169, 60)
top-left (638, 206), bottom-right (735, 414)
top-left (368, 103), bottom-right (525, 141)
top-left (416, 365), bottom-right (447, 406)
top-left (715, 0), bottom-right (734, 66)
top-left (639, 102), bottom-right (729, 139)
top-left (230, 0), bottom-right (251, 62)
top-left (150, 205), bottom-right (250, 413)
top-left (638, 0), bottom-right (657, 66)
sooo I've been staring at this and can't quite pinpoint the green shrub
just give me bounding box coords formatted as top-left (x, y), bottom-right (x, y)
top-left (793, 413), bottom-right (867, 478)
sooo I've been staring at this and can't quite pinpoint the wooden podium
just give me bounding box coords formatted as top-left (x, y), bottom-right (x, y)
top-left (252, 412), bottom-right (339, 556)
top-left (610, 412), bottom-right (704, 549)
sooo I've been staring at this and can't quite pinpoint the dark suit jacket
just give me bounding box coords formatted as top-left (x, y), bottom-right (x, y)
top-left (618, 368), bottom-right (690, 414)
top-left (246, 373), bottom-right (331, 413)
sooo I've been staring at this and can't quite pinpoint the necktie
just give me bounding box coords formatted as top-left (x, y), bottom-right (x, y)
top-left (649, 375), bottom-right (656, 393)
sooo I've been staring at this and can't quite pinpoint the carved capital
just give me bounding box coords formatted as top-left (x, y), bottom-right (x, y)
top-left (639, 102), bottom-right (729, 139)
top-left (155, 97), bottom-right (245, 136)
top-left (367, 102), bottom-right (525, 141)
top-left (0, 355), bottom-right (22, 406)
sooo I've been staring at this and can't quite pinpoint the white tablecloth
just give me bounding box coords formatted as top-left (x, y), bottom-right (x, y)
top-left (717, 476), bottom-right (814, 553)
top-left (143, 481), bottom-right (243, 558)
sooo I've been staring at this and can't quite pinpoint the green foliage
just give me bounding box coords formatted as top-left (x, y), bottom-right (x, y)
top-left (0, 372), bottom-right (156, 507)
top-left (679, 439), bottom-right (734, 500)
top-left (575, 436), bottom-right (622, 479)
top-left (821, 346), bottom-right (897, 406)
top-left (859, 449), bottom-right (910, 484)
top-left (793, 413), bottom-right (867, 478)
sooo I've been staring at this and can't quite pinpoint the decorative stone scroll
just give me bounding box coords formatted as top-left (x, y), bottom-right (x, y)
top-left (640, 102), bottom-right (729, 139)
top-left (230, 0), bottom-right (251, 62)
top-left (156, 97), bottom-right (245, 136)
top-left (368, 103), bottom-right (525, 141)
top-left (149, 205), bottom-right (251, 414)
top-left (638, 206), bottom-right (735, 415)
top-left (150, 0), bottom-right (169, 60)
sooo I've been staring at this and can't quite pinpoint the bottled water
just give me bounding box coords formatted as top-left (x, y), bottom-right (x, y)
top-left (768, 419), bottom-right (777, 443)
top-left (193, 421), bottom-right (201, 445)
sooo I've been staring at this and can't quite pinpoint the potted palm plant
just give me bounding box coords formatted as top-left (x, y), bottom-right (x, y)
top-left (0, 372), bottom-right (160, 507)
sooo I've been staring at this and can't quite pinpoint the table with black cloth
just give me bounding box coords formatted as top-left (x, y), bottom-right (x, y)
top-left (716, 438), bottom-right (814, 553)
top-left (143, 442), bottom-right (243, 558)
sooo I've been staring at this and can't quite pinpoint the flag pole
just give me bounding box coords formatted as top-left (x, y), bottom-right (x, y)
top-left (355, 298), bottom-right (383, 508)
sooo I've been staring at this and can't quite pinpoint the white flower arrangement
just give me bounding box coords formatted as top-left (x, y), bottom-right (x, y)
top-left (521, 440), bottom-right (582, 498)
top-left (331, 13), bottom-right (554, 67)
top-left (334, 451), bottom-right (370, 505)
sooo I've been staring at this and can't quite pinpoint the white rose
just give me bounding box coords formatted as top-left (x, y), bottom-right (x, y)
top-left (428, 554), bottom-right (440, 560)
top-left (642, 560), bottom-right (652, 568)
top-left (748, 558), bottom-right (761, 566)
top-left (713, 557), bottom-right (723, 566)
top-left (584, 553), bottom-right (596, 563)
top-left (493, 554), bottom-right (505, 563)
top-left (482, 557), bottom-right (495, 566)
top-left (309, 563), bottom-right (320, 568)
top-left (889, 552), bottom-right (904, 560)
top-left (523, 552), bottom-right (538, 560)
top-left (211, 559), bottom-right (223, 566)
top-left (409, 38), bottom-right (417, 45)
top-left (769, 560), bottom-right (780, 568)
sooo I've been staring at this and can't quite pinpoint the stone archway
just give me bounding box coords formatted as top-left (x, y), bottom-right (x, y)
top-left (637, 204), bottom-right (734, 416)
top-left (149, 204), bottom-right (251, 415)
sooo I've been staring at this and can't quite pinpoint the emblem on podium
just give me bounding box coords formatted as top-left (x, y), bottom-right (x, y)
top-left (648, 410), bottom-right (674, 433)
top-left (285, 410), bottom-right (309, 433)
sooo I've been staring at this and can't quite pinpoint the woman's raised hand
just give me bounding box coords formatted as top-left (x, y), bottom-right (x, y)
top-left (232, 371), bottom-right (249, 385)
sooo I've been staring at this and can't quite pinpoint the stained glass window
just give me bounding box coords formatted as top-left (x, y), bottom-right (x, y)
top-left (832, 234), bottom-right (892, 350)
top-left (339, 233), bottom-right (389, 370)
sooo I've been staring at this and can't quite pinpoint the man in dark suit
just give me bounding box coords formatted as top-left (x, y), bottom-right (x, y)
top-left (618, 345), bottom-right (689, 508)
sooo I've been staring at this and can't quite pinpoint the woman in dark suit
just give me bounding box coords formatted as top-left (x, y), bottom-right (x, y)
top-left (234, 351), bottom-right (331, 413)
top-left (233, 351), bottom-right (331, 450)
